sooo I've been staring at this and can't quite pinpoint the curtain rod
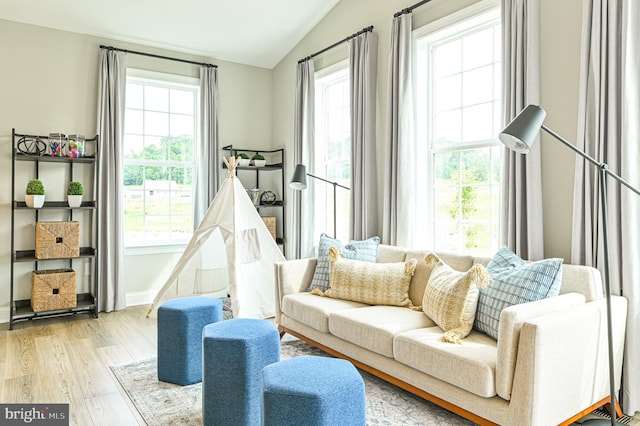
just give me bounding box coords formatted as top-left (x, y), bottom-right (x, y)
top-left (394, 0), bottom-right (433, 18)
top-left (298, 25), bottom-right (374, 64)
top-left (99, 45), bottom-right (217, 68)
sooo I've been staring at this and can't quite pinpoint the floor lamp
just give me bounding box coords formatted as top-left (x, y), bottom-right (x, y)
top-left (289, 163), bottom-right (350, 238)
top-left (499, 104), bottom-right (640, 426)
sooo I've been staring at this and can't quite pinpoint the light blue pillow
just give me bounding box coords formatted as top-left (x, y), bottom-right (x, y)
top-left (307, 233), bottom-right (380, 292)
top-left (474, 246), bottom-right (563, 340)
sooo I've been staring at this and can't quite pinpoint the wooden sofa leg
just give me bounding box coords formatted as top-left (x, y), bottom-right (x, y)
top-left (277, 324), bottom-right (286, 340)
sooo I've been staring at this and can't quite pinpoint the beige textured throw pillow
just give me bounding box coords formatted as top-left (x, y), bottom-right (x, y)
top-left (422, 253), bottom-right (489, 344)
top-left (317, 246), bottom-right (419, 309)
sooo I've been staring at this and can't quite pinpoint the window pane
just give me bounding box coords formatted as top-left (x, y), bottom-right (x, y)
top-left (434, 39), bottom-right (461, 78)
top-left (126, 83), bottom-right (143, 109)
top-left (123, 134), bottom-right (144, 159)
top-left (170, 89), bottom-right (194, 114)
top-left (124, 165), bottom-right (144, 187)
top-left (434, 221), bottom-right (460, 252)
top-left (125, 109), bottom-right (143, 134)
top-left (461, 148), bottom-right (491, 184)
top-left (143, 136), bottom-right (166, 161)
top-left (462, 103), bottom-right (494, 142)
top-left (434, 74), bottom-right (461, 112)
top-left (170, 114), bottom-right (194, 137)
top-left (145, 216), bottom-right (171, 241)
top-left (145, 86), bottom-right (169, 112)
top-left (462, 26), bottom-right (494, 70)
top-left (433, 109), bottom-right (462, 147)
top-left (145, 111), bottom-right (168, 136)
top-left (463, 65), bottom-right (493, 106)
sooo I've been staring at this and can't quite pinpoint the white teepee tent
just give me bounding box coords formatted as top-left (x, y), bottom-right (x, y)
top-left (147, 157), bottom-right (286, 319)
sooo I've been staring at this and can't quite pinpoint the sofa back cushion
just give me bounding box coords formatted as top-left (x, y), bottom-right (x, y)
top-left (557, 264), bottom-right (603, 302)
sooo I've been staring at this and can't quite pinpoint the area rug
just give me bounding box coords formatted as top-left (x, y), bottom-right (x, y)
top-left (110, 339), bottom-right (476, 425)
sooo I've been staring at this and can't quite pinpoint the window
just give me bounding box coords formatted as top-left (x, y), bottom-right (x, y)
top-left (123, 69), bottom-right (199, 248)
top-left (313, 62), bottom-right (351, 242)
top-left (415, 4), bottom-right (502, 256)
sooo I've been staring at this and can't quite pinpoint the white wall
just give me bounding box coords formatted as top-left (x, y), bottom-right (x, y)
top-left (0, 19), bottom-right (273, 321)
top-left (272, 0), bottom-right (583, 261)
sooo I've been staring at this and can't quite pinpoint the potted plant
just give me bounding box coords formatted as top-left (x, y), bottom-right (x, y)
top-left (67, 181), bottom-right (83, 208)
top-left (25, 179), bottom-right (45, 208)
top-left (236, 153), bottom-right (250, 167)
top-left (252, 153), bottom-right (266, 167)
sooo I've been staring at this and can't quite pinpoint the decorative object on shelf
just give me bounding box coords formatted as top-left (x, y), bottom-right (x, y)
top-left (246, 188), bottom-right (260, 206)
top-left (67, 181), bottom-right (84, 208)
top-left (68, 134), bottom-right (85, 158)
top-left (261, 216), bottom-right (277, 240)
top-left (236, 153), bottom-right (250, 167)
top-left (25, 179), bottom-right (45, 208)
top-left (31, 268), bottom-right (77, 312)
top-left (260, 190), bottom-right (277, 205)
top-left (252, 153), bottom-right (266, 167)
top-left (17, 136), bottom-right (47, 156)
top-left (35, 221), bottom-right (80, 259)
top-left (48, 132), bottom-right (66, 157)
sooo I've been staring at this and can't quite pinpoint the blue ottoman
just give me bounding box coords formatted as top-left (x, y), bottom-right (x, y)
top-left (157, 296), bottom-right (223, 386)
top-left (202, 318), bottom-right (280, 426)
top-left (261, 355), bottom-right (366, 426)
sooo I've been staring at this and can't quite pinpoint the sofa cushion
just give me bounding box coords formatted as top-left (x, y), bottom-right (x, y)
top-left (281, 292), bottom-right (368, 333)
top-left (329, 306), bottom-right (435, 357)
top-left (474, 246), bottom-right (564, 340)
top-left (323, 247), bottom-right (418, 308)
top-left (394, 327), bottom-right (497, 398)
top-left (406, 250), bottom-right (475, 307)
top-left (422, 254), bottom-right (489, 344)
top-left (308, 233), bottom-right (380, 292)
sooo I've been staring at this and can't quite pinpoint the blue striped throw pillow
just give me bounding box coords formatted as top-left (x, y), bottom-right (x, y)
top-left (307, 233), bottom-right (380, 292)
top-left (474, 246), bottom-right (563, 340)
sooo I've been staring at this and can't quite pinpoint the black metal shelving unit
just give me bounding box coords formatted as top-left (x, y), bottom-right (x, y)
top-left (9, 129), bottom-right (100, 329)
top-left (222, 145), bottom-right (286, 252)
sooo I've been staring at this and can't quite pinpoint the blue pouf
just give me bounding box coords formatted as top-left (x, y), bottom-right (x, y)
top-left (157, 296), bottom-right (223, 386)
top-left (262, 355), bottom-right (366, 426)
top-left (202, 318), bottom-right (280, 426)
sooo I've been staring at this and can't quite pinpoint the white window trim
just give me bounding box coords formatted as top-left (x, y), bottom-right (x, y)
top-left (123, 68), bottom-right (200, 254)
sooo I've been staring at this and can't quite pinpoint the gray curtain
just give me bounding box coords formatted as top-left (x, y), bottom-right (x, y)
top-left (572, 0), bottom-right (640, 414)
top-left (500, 0), bottom-right (544, 260)
top-left (194, 65), bottom-right (220, 226)
top-left (382, 13), bottom-right (414, 246)
top-left (292, 60), bottom-right (315, 259)
top-left (96, 49), bottom-right (126, 312)
top-left (348, 31), bottom-right (378, 241)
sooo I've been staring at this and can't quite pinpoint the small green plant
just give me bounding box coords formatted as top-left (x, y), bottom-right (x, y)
top-left (67, 181), bottom-right (84, 196)
top-left (251, 153), bottom-right (265, 161)
top-left (26, 179), bottom-right (45, 195)
top-left (236, 153), bottom-right (250, 159)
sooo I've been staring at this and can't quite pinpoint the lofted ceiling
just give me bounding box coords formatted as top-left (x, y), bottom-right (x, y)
top-left (0, 0), bottom-right (341, 69)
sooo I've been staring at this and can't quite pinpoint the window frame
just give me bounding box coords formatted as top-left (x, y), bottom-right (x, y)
top-left (312, 59), bottom-right (351, 242)
top-left (123, 68), bottom-right (200, 255)
top-left (413, 0), bottom-right (502, 256)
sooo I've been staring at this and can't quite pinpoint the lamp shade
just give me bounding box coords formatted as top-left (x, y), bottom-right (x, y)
top-left (289, 164), bottom-right (308, 190)
top-left (499, 104), bottom-right (547, 153)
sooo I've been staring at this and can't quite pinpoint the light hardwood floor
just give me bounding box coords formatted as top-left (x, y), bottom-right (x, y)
top-left (0, 306), bottom-right (157, 425)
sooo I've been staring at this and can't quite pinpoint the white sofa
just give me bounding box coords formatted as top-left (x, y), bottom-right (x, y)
top-left (275, 245), bottom-right (628, 426)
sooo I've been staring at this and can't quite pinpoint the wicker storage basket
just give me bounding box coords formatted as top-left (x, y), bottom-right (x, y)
top-left (31, 268), bottom-right (77, 312)
top-left (261, 216), bottom-right (276, 240)
top-left (35, 221), bottom-right (80, 259)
